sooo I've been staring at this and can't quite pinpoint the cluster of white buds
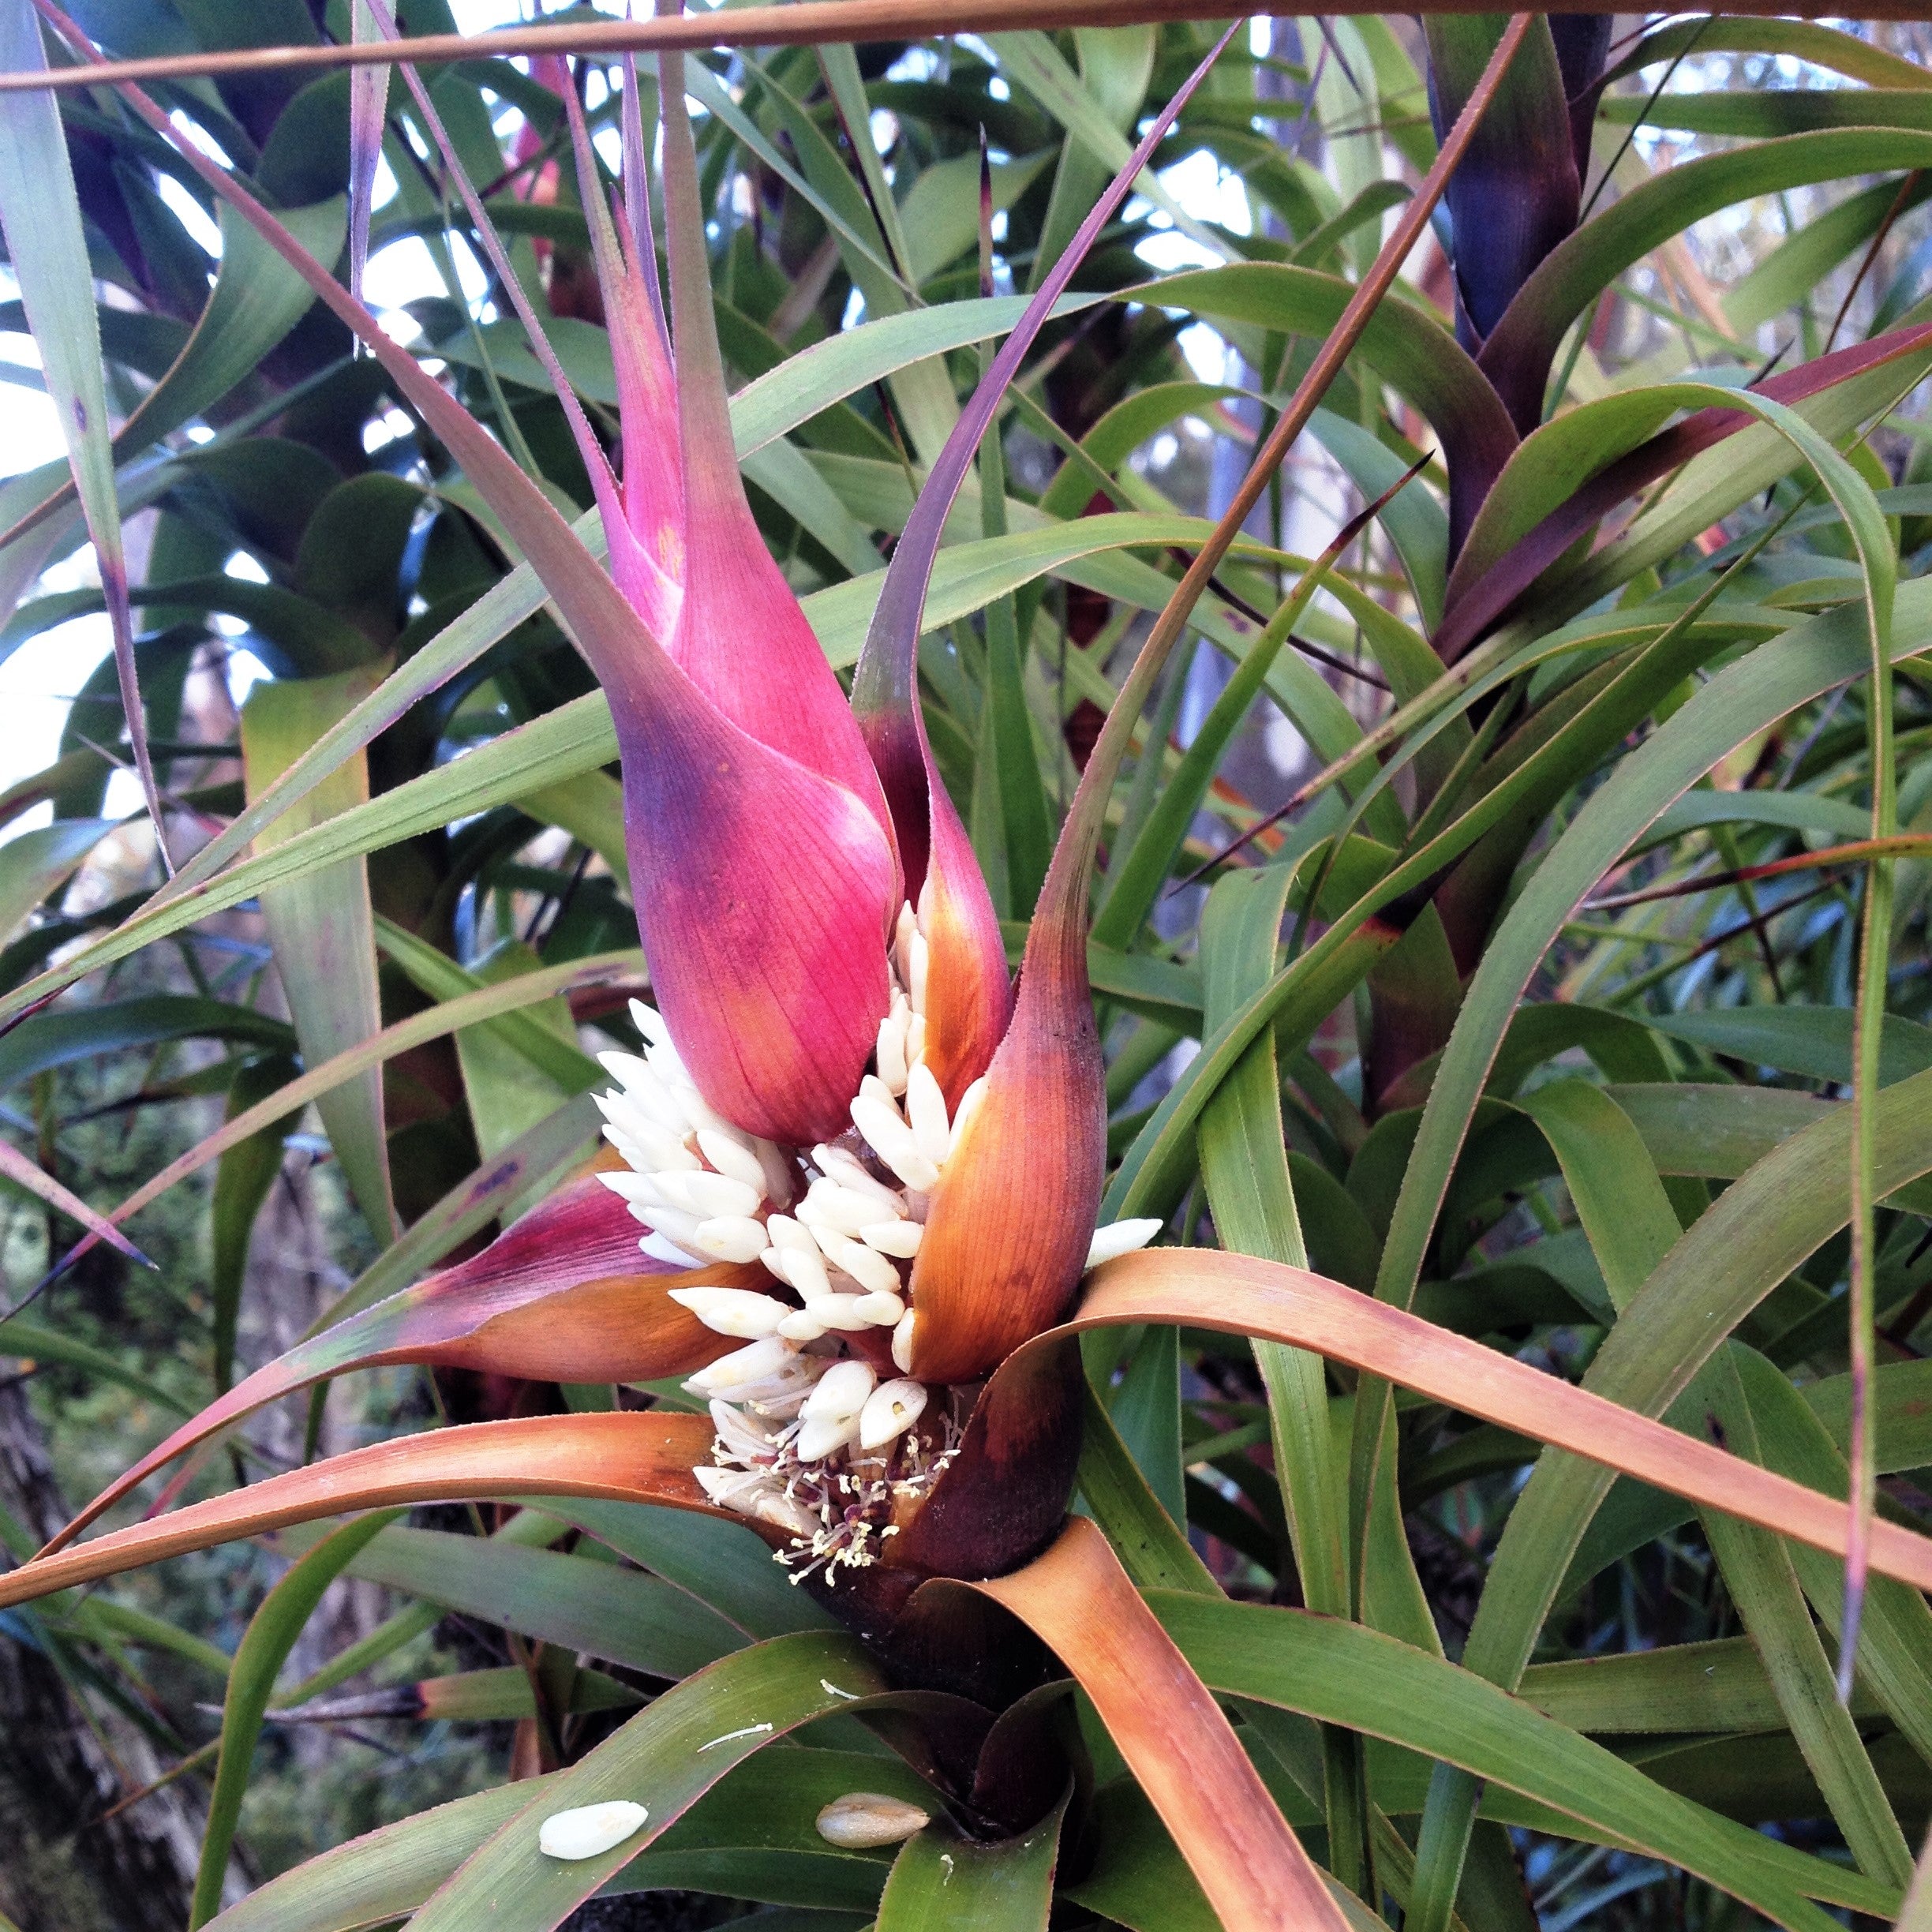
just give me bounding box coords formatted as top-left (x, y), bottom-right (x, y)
top-left (596, 902), bottom-right (1163, 1570)
top-left (592, 1003), bottom-right (793, 1268)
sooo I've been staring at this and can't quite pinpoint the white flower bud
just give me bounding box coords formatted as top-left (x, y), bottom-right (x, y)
top-left (538, 1801), bottom-right (649, 1861)
top-left (816, 1792), bottom-right (930, 1849)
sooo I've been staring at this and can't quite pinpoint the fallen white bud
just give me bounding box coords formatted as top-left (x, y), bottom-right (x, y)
top-left (537, 1799), bottom-right (649, 1861)
top-left (815, 1792), bottom-right (930, 1849)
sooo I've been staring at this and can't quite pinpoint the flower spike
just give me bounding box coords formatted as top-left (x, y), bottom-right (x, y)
top-left (618, 49), bottom-right (900, 1144)
top-left (346, 10), bottom-right (898, 1148)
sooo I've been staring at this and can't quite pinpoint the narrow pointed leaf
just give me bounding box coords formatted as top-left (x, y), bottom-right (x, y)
top-left (346, 0), bottom-right (388, 300)
top-left (1062, 1251), bottom-right (1932, 1593)
top-left (1731, 1347), bottom-right (1932, 1771)
top-left (0, 1131), bottom-right (149, 1267)
top-left (343, 1524), bottom-right (743, 1676)
top-left (1695, 1350), bottom-right (1912, 1890)
top-left (0, 0), bottom-right (168, 862)
top-left (0, 815), bottom-right (115, 938)
top-left (191, 1511), bottom-right (402, 1928)
top-left (0, 1412), bottom-right (722, 1610)
top-left (242, 665), bottom-right (395, 1245)
top-left (973, 1519), bottom-right (1353, 1932)
top-left (1198, 867), bottom-right (1348, 1623)
top-left (46, 1167), bottom-right (732, 1554)
top-left (210, 1054), bottom-right (299, 1394)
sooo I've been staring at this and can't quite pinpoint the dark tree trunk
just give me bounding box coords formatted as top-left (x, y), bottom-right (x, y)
top-left (0, 1380), bottom-right (217, 1932)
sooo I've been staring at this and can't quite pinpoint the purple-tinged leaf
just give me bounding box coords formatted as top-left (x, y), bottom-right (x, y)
top-left (0, 1413), bottom-right (723, 1610)
top-left (241, 665), bottom-right (396, 1246)
top-left (43, 1166), bottom-right (736, 1556)
top-left (0, 1131), bottom-right (151, 1271)
top-left (1436, 318), bottom-right (1932, 661)
top-left (1548, 15), bottom-right (1614, 176)
top-left (346, 0), bottom-right (388, 301)
top-left (1425, 16), bottom-right (1579, 349)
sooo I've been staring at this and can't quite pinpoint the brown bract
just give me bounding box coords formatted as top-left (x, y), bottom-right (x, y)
top-left (906, 926), bottom-right (1104, 1386)
top-left (796, 1338), bottom-right (1087, 1689)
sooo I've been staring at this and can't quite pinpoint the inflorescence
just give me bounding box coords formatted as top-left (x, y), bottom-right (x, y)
top-left (595, 901), bottom-right (1161, 1580)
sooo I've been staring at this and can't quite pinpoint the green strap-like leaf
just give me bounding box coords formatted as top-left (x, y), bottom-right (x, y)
top-left (190, 1511), bottom-right (402, 1927)
top-left (875, 1804), bottom-right (1063, 1931)
top-left (985, 31), bottom-right (1228, 262)
top-left (400, 1633), bottom-right (890, 1930)
top-left (1730, 1346), bottom-right (1932, 1772)
top-left (210, 1054), bottom-right (298, 1392)
top-left (552, 1497), bottom-right (838, 1643)
top-left (0, 1316), bottom-right (189, 1417)
top-left (1516, 1082), bottom-right (1683, 1312)
top-left (1694, 1349), bottom-right (1913, 1889)
top-left (1197, 867), bottom-right (1347, 1614)
top-left (1479, 129), bottom-right (1932, 424)
top-left (0, 0), bottom-right (165, 854)
top-left (343, 1523), bottom-right (743, 1679)
top-left (1157, 1593), bottom-right (1891, 1927)
top-left (0, 818), bottom-right (117, 942)
top-left (1026, 25), bottom-right (1151, 291)
top-left (242, 667), bottom-right (396, 1244)
top-left (1398, 373), bottom-right (1904, 1929)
